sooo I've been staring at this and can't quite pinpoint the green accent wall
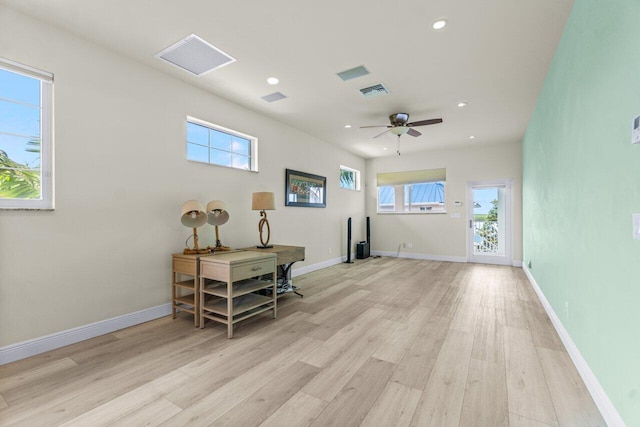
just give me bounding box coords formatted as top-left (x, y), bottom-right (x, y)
top-left (523, 0), bottom-right (640, 424)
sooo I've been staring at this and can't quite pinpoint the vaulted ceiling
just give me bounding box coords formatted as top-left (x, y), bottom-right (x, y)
top-left (0, 0), bottom-right (574, 158)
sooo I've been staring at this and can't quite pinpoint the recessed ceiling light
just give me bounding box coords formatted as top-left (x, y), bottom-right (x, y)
top-left (344, 124), bottom-right (351, 128)
top-left (469, 135), bottom-right (476, 139)
top-left (432, 20), bottom-right (447, 30)
top-left (267, 77), bottom-right (279, 85)
top-left (457, 101), bottom-right (467, 107)
top-left (383, 147), bottom-right (388, 150)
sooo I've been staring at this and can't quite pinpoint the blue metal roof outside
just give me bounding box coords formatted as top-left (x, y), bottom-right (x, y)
top-left (379, 182), bottom-right (444, 205)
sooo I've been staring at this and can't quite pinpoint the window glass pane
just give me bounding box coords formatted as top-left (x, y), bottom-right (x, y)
top-left (187, 142), bottom-right (208, 163)
top-left (210, 148), bottom-right (231, 167)
top-left (231, 137), bottom-right (250, 156)
top-left (0, 134), bottom-right (40, 167)
top-left (0, 99), bottom-right (41, 137)
top-left (211, 129), bottom-right (231, 151)
top-left (231, 154), bottom-right (249, 170)
top-left (186, 118), bottom-right (257, 172)
top-left (378, 186), bottom-right (394, 212)
top-left (0, 66), bottom-right (47, 205)
top-left (187, 122), bottom-right (208, 146)
top-left (0, 69), bottom-right (40, 105)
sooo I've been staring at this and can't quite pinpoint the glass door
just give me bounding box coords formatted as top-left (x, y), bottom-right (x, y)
top-left (467, 180), bottom-right (512, 265)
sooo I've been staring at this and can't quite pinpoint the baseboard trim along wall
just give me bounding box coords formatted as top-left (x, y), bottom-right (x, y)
top-left (371, 250), bottom-right (467, 263)
top-left (0, 303), bottom-right (172, 365)
top-left (1, 256), bottom-right (343, 365)
top-left (522, 266), bottom-right (625, 427)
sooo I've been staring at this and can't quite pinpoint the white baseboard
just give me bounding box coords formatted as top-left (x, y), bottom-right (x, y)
top-left (292, 256), bottom-right (345, 277)
top-left (522, 266), bottom-right (624, 427)
top-left (0, 303), bottom-right (172, 365)
top-left (512, 259), bottom-right (523, 267)
top-left (370, 250), bottom-right (467, 263)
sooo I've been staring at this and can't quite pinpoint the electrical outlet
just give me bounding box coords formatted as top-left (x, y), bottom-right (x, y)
top-left (328, 247), bottom-right (332, 255)
top-left (633, 213), bottom-right (640, 240)
top-left (406, 242), bottom-right (413, 249)
top-left (564, 301), bottom-right (569, 319)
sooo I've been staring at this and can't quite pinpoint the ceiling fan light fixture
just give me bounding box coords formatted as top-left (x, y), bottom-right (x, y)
top-left (390, 126), bottom-right (410, 136)
top-left (432, 19), bottom-right (447, 30)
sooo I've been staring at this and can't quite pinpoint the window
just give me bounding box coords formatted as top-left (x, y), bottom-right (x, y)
top-left (339, 165), bottom-right (360, 190)
top-left (186, 117), bottom-right (257, 171)
top-left (377, 168), bottom-right (446, 213)
top-left (0, 58), bottom-right (53, 209)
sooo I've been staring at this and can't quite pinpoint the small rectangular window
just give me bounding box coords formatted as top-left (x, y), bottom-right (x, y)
top-left (377, 168), bottom-right (446, 214)
top-left (186, 117), bottom-right (257, 172)
top-left (339, 165), bottom-right (360, 191)
top-left (0, 58), bottom-right (53, 210)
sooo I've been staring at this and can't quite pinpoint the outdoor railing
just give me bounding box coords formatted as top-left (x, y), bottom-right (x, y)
top-left (474, 220), bottom-right (499, 254)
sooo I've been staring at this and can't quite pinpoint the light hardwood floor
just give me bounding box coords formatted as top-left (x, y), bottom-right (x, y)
top-left (0, 258), bottom-right (606, 426)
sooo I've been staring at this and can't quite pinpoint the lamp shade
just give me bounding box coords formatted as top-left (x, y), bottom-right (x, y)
top-left (252, 192), bottom-right (275, 211)
top-left (206, 200), bottom-right (226, 212)
top-left (206, 199), bottom-right (230, 226)
top-left (180, 200), bottom-right (207, 227)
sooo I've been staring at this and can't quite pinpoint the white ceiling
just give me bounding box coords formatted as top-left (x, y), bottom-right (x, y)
top-left (1, 0), bottom-right (574, 158)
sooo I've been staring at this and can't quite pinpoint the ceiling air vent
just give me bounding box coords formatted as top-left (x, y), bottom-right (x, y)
top-left (155, 34), bottom-right (236, 76)
top-left (261, 92), bottom-right (287, 103)
top-left (337, 65), bottom-right (370, 81)
top-left (359, 83), bottom-right (389, 98)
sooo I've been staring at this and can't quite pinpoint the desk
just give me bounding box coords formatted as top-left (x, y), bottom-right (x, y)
top-left (239, 245), bottom-right (305, 297)
top-left (199, 251), bottom-right (277, 338)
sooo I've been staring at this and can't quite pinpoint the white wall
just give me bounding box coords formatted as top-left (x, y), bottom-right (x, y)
top-left (0, 6), bottom-right (366, 346)
top-left (365, 142), bottom-right (522, 262)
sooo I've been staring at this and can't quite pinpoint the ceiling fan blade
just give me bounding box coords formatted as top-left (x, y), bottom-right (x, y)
top-left (406, 118), bottom-right (443, 127)
top-left (407, 128), bottom-right (422, 137)
top-left (373, 129), bottom-right (391, 139)
top-left (360, 125), bottom-right (391, 129)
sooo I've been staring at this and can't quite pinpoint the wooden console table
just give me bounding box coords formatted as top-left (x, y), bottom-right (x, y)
top-left (239, 245), bottom-right (305, 297)
top-left (199, 251), bottom-right (277, 338)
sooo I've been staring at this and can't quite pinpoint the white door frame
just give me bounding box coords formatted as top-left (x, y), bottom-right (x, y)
top-left (467, 179), bottom-right (513, 265)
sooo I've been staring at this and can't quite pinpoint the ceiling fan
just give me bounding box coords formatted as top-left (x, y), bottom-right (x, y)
top-left (361, 113), bottom-right (443, 155)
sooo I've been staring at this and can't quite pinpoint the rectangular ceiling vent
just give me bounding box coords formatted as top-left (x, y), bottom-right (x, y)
top-left (261, 92), bottom-right (287, 103)
top-left (155, 33), bottom-right (236, 76)
top-left (360, 83), bottom-right (389, 98)
top-left (337, 65), bottom-right (370, 81)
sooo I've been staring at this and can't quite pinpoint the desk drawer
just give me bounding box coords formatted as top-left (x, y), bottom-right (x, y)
top-left (232, 259), bottom-right (274, 281)
top-left (173, 258), bottom-right (197, 275)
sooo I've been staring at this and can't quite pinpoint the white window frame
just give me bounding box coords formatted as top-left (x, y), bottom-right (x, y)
top-left (339, 165), bottom-right (360, 191)
top-left (376, 168), bottom-right (446, 214)
top-left (0, 58), bottom-right (54, 210)
top-left (186, 116), bottom-right (258, 172)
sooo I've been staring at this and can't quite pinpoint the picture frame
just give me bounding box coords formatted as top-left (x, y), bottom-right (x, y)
top-left (285, 169), bottom-right (326, 208)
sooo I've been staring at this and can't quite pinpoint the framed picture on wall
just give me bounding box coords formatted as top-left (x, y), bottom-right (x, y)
top-left (285, 169), bottom-right (326, 208)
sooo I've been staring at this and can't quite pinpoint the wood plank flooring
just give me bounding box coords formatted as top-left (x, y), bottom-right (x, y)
top-left (0, 258), bottom-right (606, 426)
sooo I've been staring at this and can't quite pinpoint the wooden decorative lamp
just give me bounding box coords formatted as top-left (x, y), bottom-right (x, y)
top-left (251, 192), bottom-right (275, 249)
top-left (180, 200), bottom-right (209, 254)
top-left (206, 200), bottom-right (230, 251)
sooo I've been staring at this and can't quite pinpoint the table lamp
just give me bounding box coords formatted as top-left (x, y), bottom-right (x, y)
top-left (180, 200), bottom-right (209, 254)
top-left (206, 200), bottom-right (230, 251)
top-left (252, 192), bottom-right (275, 249)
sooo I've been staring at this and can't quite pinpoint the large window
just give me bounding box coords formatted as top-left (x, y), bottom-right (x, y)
top-left (186, 117), bottom-right (257, 171)
top-left (339, 165), bottom-right (360, 190)
top-left (377, 168), bottom-right (446, 213)
top-left (0, 58), bottom-right (53, 209)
